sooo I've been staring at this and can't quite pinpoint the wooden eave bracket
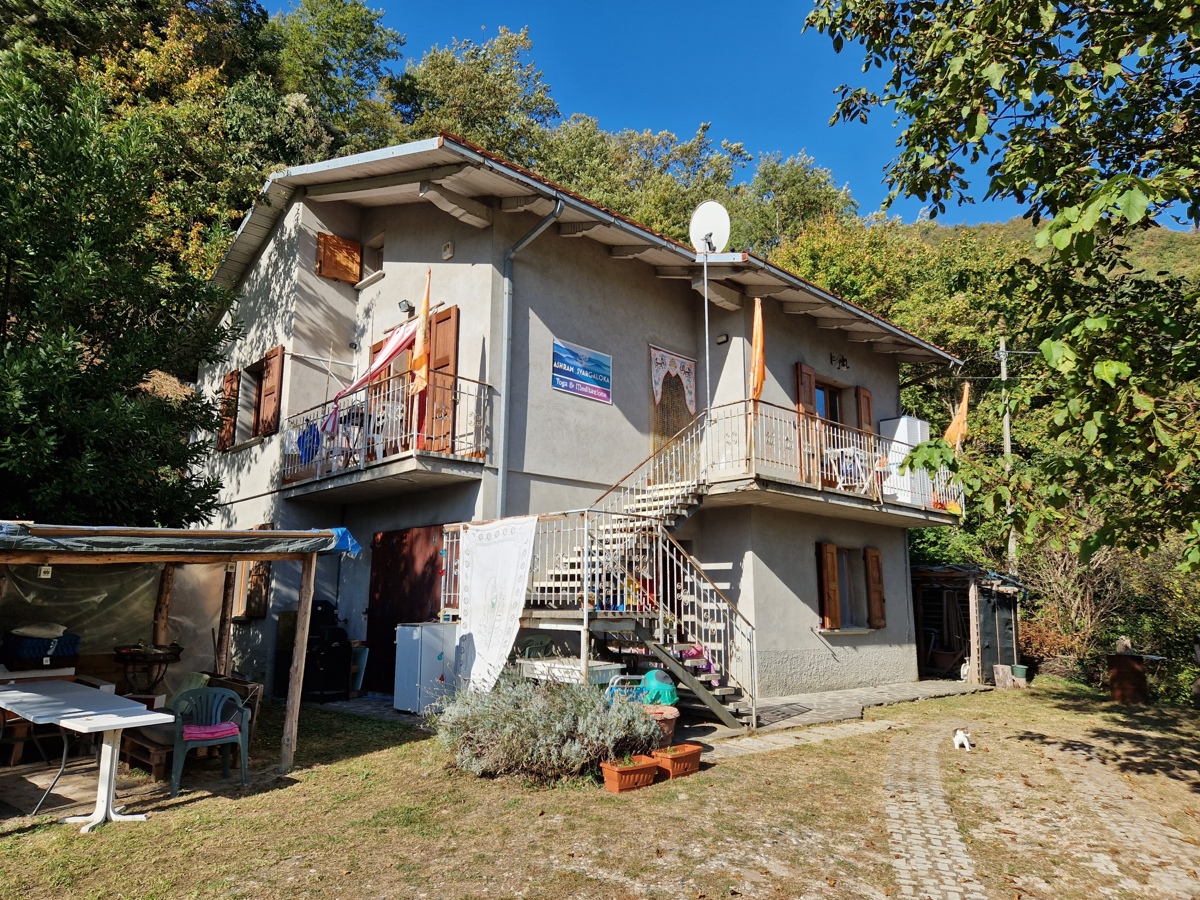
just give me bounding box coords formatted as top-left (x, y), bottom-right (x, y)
top-left (609, 245), bottom-right (656, 258)
top-left (689, 277), bottom-right (744, 310)
top-left (419, 182), bottom-right (493, 228)
top-left (558, 221), bottom-right (601, 237)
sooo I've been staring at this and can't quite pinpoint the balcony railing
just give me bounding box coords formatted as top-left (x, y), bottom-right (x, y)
top-left (280, 370), bottom-right (490, 485)
top-left (707, 400), bottom-right (963, 513)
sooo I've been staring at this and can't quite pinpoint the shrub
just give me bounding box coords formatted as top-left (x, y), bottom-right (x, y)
top-left (434, 673), bottom-right (661, 782)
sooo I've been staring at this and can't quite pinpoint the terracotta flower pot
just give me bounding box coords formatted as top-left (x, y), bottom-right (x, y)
top-left (600, 755), bottom-right (659, 793)
top-left (652, 743), bottom-right (703, 779)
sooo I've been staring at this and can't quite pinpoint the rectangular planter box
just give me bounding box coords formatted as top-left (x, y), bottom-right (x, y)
top-left (652, 743), bottom-right (703, 779)
top-left (600, 755), bottom-right (659, 793)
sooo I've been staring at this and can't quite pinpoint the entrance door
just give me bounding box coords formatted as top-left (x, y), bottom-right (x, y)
top-left (425, 306), bottom-right (459, 453)
top-left (364, 526), bottom-right (444, 694)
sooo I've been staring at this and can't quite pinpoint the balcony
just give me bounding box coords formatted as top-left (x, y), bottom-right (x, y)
top-left (702, 400), bottom-right (962, 524)
top-left (278, 370), bottom-right (490, 502)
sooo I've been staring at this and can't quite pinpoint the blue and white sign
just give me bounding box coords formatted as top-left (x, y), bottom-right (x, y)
top-left (551, 338), bottom-right (612, 404)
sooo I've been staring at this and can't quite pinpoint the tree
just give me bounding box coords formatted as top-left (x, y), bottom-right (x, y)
top-left (389, 26), bottom-right (558, 166)
top-left (275, 0), bottom-right (403, 139)
top-left (807, 1), bottom-right (1200, 566)
top-left (0, 71), bottom-right (230, 526)
top-left (729, 152), bottom-right (856, 254)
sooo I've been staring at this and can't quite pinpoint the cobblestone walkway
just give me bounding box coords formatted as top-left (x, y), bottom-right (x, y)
top-left (885, 730), bottom-right (989, 900)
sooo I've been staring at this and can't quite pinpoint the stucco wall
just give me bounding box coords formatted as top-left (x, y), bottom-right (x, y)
top-left (746, 506), bottom-right (917, 697)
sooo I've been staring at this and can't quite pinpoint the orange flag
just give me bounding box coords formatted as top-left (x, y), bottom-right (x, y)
top-left (409, 267), bottom-right (431, 397)
top-left (748, 296), bottom-right (765, 404)
top-left (943, 382), bottom-right (970, 453)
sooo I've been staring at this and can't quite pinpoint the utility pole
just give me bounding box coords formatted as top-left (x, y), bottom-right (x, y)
top-left (999, 335), bottom-right (1017, 574)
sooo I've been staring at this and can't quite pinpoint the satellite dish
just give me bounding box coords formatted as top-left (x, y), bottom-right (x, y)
top-left (689, 200), bottom-right (730, 255)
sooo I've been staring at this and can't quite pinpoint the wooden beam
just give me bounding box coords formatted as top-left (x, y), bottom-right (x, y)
top-left (690, 277), bottom-right (743, 311)
top-left (655, 266), bottom-right (694, 279)
top-left (419, 182), bottom-right (493, 228)
top-left (815, 317), bottom-right (860, 329)
top-left (306, 163), bottom-right (467, 200)
top-left (558, 221), bottom-right (600, 237)
top-left (0, 552), bottom-right (314, 565)
top-left (215, 565), bottom-right (236, 675)
top-left (609, 245), bottom-right (655, 258)
top-left (152, 563), bottom-right (174, 646)
top-left (752, 285), bottom-right (790, 296)
top-left (280, 552), bottom-right (317, 774)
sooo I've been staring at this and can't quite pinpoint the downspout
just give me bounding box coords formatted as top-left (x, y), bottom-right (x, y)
top-left (496, 198), bottom-right (565, 520)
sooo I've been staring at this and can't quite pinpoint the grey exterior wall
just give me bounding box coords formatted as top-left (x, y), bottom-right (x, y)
top-left (196, 190), bottom-right (927, 696)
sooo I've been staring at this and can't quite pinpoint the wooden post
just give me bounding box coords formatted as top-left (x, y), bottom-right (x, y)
top-left (280, 552), bottom-right (317, 774)
top-left (968, 574), bottom-right (983, 685)
top-left (215, 565), bottom-right (236, 675)
top-left (152, 563), bottom-right (175, 646)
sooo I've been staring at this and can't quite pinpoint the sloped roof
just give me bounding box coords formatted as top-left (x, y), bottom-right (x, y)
top-left (212, 134), bottom-right (959, 365)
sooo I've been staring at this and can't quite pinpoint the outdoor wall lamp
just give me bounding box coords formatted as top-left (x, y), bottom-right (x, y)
top-left (398, 299), bottom-right (415, 316)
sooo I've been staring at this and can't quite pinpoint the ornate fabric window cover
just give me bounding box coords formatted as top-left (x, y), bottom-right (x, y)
top-left (649, 345), bottom-right (697, 416)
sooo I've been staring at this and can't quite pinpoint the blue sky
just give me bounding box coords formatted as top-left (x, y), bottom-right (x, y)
top-left (362, 3), bottom-right (1026, 226)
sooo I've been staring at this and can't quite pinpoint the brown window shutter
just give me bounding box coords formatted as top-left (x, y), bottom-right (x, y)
top-left (217, 369), bottom-right (240, 451)
top-left (256, 345), bottom-right (285, 437)
top-left (316, 232), bottom-right (363, 284)
top-left (796, 363), bottom-right (816, 416)
top-left (243, 523), bottom-right (274, 619)
top-left (864, 547), bottom-right (886, 629)
top-left (817, 541), bottom-right (841, 630)
top-left (855, 386), bottom-right (874, 433)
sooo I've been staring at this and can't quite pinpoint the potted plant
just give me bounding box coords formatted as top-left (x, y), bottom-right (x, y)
top-left (652, 742), bottom-right (703, 779)
top-left (600, 753), bottom-right (659, 793)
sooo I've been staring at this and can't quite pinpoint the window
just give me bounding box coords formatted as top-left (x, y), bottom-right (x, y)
top-left (232, 524), bottom-right (273, 620)
top-left (814, 382), bottom-right (841, 422)
top-left (817, 542), bottom-right (886, 630)
top-left (217, 346), bottom-right (283, 451)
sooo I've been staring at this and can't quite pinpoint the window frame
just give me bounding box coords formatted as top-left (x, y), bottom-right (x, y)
top-left (817, 542), bottom-right (887, 632)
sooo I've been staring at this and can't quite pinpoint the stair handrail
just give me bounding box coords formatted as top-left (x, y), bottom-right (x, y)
top-left (593, 413), bottom-right (709, 519)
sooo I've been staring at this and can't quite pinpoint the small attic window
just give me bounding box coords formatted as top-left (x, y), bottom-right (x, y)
top-left (356, 232), bottom-right (386, 290)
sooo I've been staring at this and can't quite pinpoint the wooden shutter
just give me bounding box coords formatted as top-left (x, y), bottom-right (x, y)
top-left (256, 346), bottom-right (284, 437)
top-left (796, 363), bottom-right (816, 416)
top-left (217, 369), bottom-right (239, 451)
top-left (316, 232), bottom-right (363, 284)
top-left (426, 306), bottom-right (460, 453)
top-left (864, 547), bottom-right (886, 629)
top-left (243, 523), bottom-right (274, 620)
top-left (855, 385), bottom-right (874, 433)
top-left (817, 541), bottom-right (841, 630)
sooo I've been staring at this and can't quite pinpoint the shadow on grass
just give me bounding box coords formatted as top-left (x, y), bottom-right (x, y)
top-left (1015, 679), bottom-right (1200, 792)
top-left (252, 699), bottom-right (432, 770)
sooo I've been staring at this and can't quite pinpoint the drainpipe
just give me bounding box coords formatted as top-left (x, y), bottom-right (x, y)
top-left (496, 198), bottom-right (565, 520)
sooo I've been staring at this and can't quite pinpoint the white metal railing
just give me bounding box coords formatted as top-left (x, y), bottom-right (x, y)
top-left (709, 400), bottom-right (963, 513)
top-left (595, 417), bottom-right (707, 519)
top-left (280, 369), bottom-right (489, 485)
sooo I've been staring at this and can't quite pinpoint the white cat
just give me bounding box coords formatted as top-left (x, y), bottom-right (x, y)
top-left (953, 728), bottom-right (973, 751)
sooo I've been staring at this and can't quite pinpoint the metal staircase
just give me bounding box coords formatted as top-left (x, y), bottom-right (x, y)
top-left (442, 413), bottom-right (757, 728)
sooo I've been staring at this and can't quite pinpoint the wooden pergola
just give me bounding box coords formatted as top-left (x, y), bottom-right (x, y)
top-left (0, 522), bottom-right (360, 773)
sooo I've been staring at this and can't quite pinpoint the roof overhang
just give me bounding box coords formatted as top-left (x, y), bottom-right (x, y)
top-left (211, 134), bottom-right (960, 366)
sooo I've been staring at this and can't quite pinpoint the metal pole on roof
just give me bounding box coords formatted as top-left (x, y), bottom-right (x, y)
top-left (703, 250), bottom-right (711, 413)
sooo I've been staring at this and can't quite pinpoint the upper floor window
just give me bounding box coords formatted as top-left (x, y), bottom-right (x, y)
top-left (217, 346), bottom-right (283, 451)
top-left (814, 382), bottom-right (841, 422)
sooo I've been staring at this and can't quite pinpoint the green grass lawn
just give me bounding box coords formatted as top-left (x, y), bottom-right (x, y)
top-left (1, 679), bottom-right (1198, 899)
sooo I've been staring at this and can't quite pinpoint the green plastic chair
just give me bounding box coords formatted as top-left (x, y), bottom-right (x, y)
top-left (169, 687), bottom-right (251, 797)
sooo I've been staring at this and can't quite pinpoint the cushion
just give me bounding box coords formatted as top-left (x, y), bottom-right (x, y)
top-left (183, 722), bottom-right (240, 741)
top-left (11, 623), bottom-right (67, 639)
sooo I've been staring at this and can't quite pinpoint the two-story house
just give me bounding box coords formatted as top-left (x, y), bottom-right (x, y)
top-left (200, 133), bottom-right (961, 726)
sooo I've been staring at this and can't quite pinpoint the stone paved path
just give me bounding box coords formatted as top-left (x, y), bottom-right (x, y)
top-left (884, 729), bottom-right (989, 900)
top-left (703, 719), bottom-right (903, 760)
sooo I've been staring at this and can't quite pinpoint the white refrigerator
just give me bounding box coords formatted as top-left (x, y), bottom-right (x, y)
top-left (393, 623), bottom-right (459, 713)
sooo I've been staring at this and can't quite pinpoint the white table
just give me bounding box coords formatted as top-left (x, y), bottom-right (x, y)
top-left (0, 681), bottom-right (174, 832)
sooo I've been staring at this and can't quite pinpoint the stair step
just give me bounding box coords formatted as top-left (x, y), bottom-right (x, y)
top-left (678, 684), bottom-right (737, 697)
